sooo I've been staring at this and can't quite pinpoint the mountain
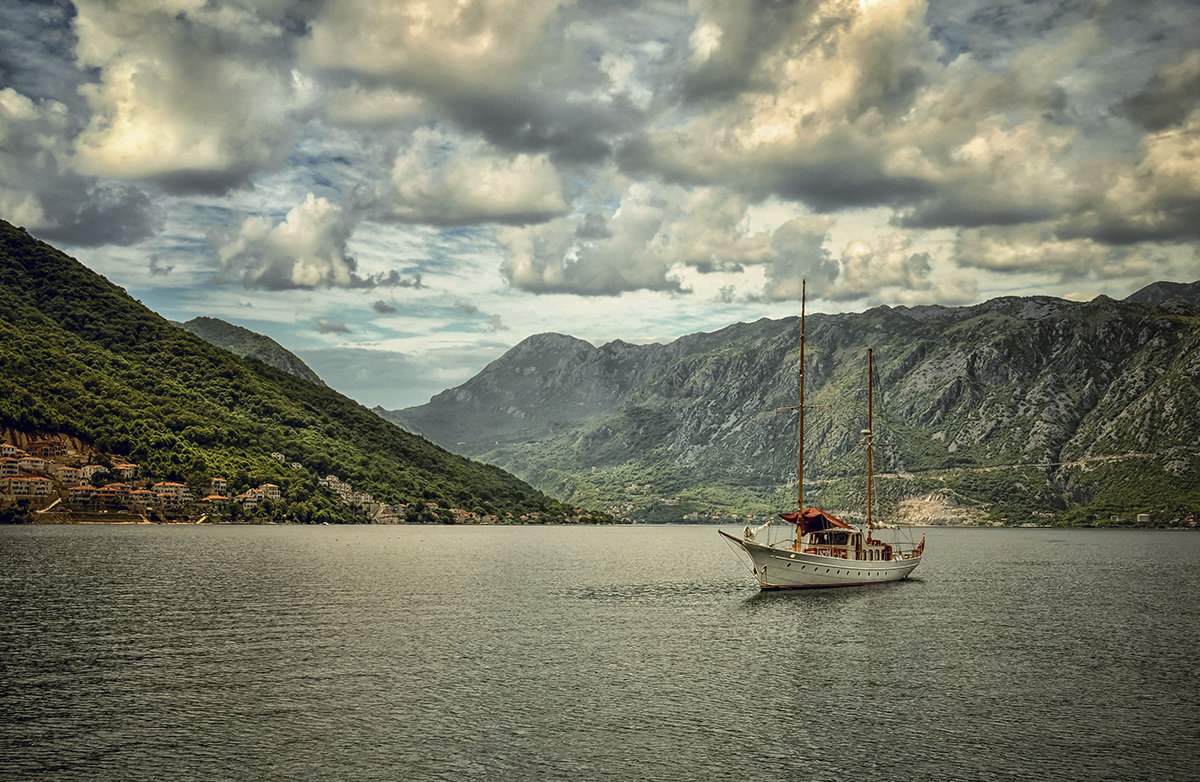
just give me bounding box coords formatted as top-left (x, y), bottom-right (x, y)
top-left (0, 219), bottom-right (604, 524)
top-left (177, 316), bottom-right (325, 386)
top-left (1124, 280), bottom-right (1200, 309)
top-left (384, 289), bottom-right (1200, 525)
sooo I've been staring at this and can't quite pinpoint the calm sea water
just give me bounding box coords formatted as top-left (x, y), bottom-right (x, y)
top-left (2, 524), bottom-right (1197, 781)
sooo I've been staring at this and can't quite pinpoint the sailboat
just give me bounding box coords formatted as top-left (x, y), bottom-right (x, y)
top-left (720, 283), bottom-right (924, 589)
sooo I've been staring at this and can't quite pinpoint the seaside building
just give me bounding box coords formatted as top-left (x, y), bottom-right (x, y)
top-left (2, 476), bottom-right (54, 497)
top-left (69, 485), bottom-right (97, 502)
top-left (112, 463), bottom-right (139, 479)
top-left (28, 440), bottom-right (65, 458)
top-left (18, 456), bottom-right (47, 473)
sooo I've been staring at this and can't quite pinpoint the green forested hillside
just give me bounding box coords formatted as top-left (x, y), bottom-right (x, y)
top-left (0, 220), bottom-right (593, 523)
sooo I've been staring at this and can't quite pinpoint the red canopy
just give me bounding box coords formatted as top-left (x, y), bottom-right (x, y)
top-left (778, 507), bottom-right (854, 534)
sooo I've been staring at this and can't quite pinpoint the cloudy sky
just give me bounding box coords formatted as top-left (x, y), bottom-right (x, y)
top-left (3, 0), bottom-right (1199, 408)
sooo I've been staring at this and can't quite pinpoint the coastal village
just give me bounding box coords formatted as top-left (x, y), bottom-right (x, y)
top-left (0, 433), bottom-right (555, 525)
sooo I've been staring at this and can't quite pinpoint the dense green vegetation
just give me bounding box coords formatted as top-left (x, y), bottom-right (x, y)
top-left (0, 220), bottom-right (603, 524)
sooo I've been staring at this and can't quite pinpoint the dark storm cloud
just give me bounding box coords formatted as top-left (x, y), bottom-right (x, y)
top-left (148, 255), bottom-right (174, 276)
top-left (0, 0), bottom-right (90, 111)
top-left (439, 91), bottom-right (621, 165)
top-left (372, 300), bottom-right (397, 314)
top-left (925, 0), bottom-right (1091, 64)
top-left (27, 179), bottom-right (162, 247)
top-left (1121, 50), bottom-right (1200, 131)
top-left (682, 0), bottom-right (849, 101)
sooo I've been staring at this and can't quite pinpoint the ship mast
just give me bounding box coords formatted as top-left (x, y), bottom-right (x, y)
top-left (865, 347), bottom-right (874, 532)
top-left (798, 280), bottom-right (807, 514)
top-left (776, 280), bottom-right (822, 551)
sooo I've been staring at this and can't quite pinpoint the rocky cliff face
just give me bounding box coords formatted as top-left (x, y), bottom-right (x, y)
top-left (382, 285), bottom-right (1200, 524)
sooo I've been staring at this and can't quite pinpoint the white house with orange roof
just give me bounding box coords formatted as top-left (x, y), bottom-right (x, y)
top-left (209, 477), bottom-right (228, 496)
top-left (97, 483), bottom-right (129, 501)
top-left (2, 476), bottom-right (54, 497)
top-left (0, 459), bottom-right (18, 478)
top-left (69, 485), bottom-right (97, 502)
top-left (0, 443), bottom-right (23, 458)
top-left (259, 483), bottom-right (281, 501)
top-left (235, 489), bottom-right (263, 509)
top-left (18, 456), bottom-right (47, 473)
top-left (56, 465), bottom-right (84, 485)
top-left (151, 481), bottom-right (187, 497)
top-left (112, 463), bottom-right (138, 479)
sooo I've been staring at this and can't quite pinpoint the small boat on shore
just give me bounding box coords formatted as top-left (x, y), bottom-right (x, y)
top-left (720, 283), bottom-right (924, 589)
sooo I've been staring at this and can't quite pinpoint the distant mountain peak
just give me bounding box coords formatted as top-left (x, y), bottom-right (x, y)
top-left (1125, 280), bottom-right (1200, 309)
top-left (177, 317), bottom-right (326, 387)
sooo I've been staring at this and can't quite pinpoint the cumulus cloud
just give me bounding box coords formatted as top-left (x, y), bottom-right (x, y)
top-left (71, 0), bottom-right (301, 192)
top-left (0, 87), bottom-right (160, 245)
top-left (624, 0), bottom-right (944, 207)
top-left (625, 2), bottom-right (1108, 235)
top-left (1058, 109), bottom-right (1200, 245)
top-left (302, 0), bottom-right (563, 97)
top-left (499, 183), bottom-right (844, 299)
top-left (955, 224), bottom-right (1157, 280)
top-left (4, 0), bottom-right (1198, 328)
top-left (829, 232), bottom-right (933, 301)
top-left (302, 0), bottom-right (638, 162)
top-left (216, 193), bottom-right (401, 290)
top-left (379, 127), bottom-right (568, 225)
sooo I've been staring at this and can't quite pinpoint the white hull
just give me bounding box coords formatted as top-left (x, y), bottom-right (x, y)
top-left (720, 530), bottom-right (921, 589)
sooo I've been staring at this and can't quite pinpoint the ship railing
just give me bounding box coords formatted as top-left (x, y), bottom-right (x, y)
top-left (803, 547), bottom-right (848, 559)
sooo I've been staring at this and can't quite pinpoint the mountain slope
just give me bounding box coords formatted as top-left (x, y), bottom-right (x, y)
top-left (385, 291), bottom-right (1200, 525)
top-left (177, 317), bottom-right (325, 386)
top-left (0, 219), bottom-right (598, 523)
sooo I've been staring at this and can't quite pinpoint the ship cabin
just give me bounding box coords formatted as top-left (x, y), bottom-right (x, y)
top-left (802, 527), bottom-right (894, 561)
top-left (783, 508), bottom-right (896, 562)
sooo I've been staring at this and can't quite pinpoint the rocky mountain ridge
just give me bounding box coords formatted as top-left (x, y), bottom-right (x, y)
top-left (177, 317), bottom-right (325, 387)
top-left (384, 283), bottom-right (1200, 524)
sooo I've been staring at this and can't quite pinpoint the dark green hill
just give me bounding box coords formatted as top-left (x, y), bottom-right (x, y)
top-left (386, 290), bottom-right (1200, 526)
top-left (0, 220), bottom-right (599, 523)
top-left (177, 317), bottom-right (325, 387)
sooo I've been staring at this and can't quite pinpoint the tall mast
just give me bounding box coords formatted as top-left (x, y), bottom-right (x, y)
top-left (865, 347), bottom-right (874, 531)
top-left (798, 280), bottom-right (806, 513)
top-left (774, 281), bottom-right (820, 551)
